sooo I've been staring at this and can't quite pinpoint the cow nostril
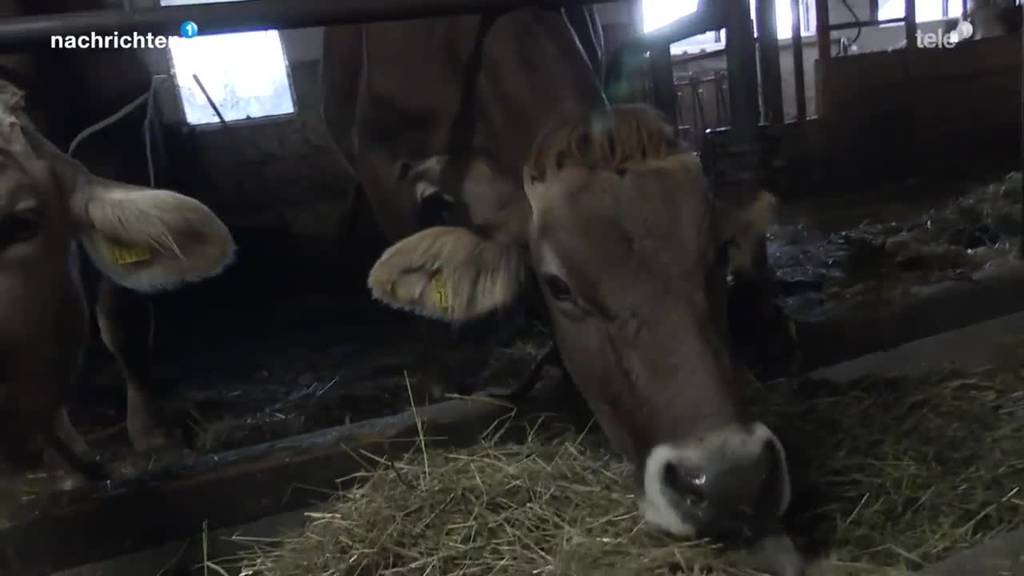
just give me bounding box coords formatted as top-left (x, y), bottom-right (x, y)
top-left (662, 462), bottom-right (707, 507)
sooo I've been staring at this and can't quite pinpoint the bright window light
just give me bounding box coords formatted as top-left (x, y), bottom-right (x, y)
top-left (644, 0), bottom-right (803, 41)
top-left (642, 0), bottom-right (699, 33)
top-left (879, 0), bottom-right (956, 22)
top-left (161, 0), bottom-right (295, 126)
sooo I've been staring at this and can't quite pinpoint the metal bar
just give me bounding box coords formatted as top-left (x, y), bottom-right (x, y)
top-left (816, 0), bottom-right (831, 63)
top-left (962, 0), bottom-right (968, 18)
top-left (191, 73), bottom-right (228, 126)
top-left (755, 0), bottom-right (784, 125)
top-left (0, 0), bottom-right (617, 52)
top-left (649, 42), bottom-right (679, 134)
top-left (828, 16), bottom-right (910, 30)
top-left (715, 71), bottom-right (730, 126)
top-left (726, 0), bottom-right (759, 137)
top-left (791, 0), bottom-right (807, 120)
top-left (869, 0), bottom-right (880, 21)
top-left (905, 0), bottom-right (917, 50)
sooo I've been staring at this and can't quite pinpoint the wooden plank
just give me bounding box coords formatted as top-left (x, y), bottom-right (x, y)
top-left (0, 396), bottom-right (518, 575)
top-left (794, 262), bottom-right (1024, 373)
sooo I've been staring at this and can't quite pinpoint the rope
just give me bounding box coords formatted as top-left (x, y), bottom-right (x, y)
top-left (67, 74), bottom-right (169, 188)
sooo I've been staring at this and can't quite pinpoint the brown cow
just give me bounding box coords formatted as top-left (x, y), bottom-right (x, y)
top-left (0, 80), bottom-right (235, 475)
top-left (322, 9), bottom-right (792, 548)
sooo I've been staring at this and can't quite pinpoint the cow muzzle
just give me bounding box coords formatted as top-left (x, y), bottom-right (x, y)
top-left (640, 422), bottom-right (791, 543)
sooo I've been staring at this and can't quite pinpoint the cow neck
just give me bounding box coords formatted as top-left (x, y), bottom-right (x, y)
top-left (437, 10), bottom-right (500, 233)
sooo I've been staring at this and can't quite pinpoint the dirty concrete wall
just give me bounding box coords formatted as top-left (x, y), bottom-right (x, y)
top-left (137, 24), bottom-right (384, 345)
top-left (147, 26), bottom-right (356, 242)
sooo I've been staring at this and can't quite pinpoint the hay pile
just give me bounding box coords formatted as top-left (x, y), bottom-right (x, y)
top-left (222, 356), bottom-right (1024, 576)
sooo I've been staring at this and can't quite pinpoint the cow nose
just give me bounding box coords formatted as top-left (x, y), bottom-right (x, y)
top-left (640, 422), bottom-right (791, 543)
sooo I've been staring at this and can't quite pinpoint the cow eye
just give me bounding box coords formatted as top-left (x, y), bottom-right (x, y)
top-left (542, 273), bottom-right (574, 303)
top-left (0, 210), bottom-right (42, 249)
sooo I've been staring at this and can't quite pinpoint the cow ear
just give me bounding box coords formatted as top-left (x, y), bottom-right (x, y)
top-left (368, 226), bottom-right (527, 323)
top-left (71, 180), bottom-right (236, 293)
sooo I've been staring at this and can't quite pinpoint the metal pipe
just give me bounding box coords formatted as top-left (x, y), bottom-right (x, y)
top-left (828, 16), bottom-right (909, 31)
top-left (869, 0), bottom-right (880, 21)
top-left (755, 0), bottom-right (784, 125)
top-left (816, 0), bottom-right (831, 64)
top-left (649, 42), bottom-right (678, 133)
top-left (791, 0), bottom-right (807, 121)
top-left (725, 0), bottom-right (759, 138)
top-left (905, 0), bottom-right (918, 49)
top-left (191, 73), bottom-right (227, 126)
top-left (0, 0), bottom-right (617, 52)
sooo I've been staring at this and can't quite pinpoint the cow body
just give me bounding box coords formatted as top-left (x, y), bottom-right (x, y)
top-left (0, 79), bottom-right (235, 475)
top-left (0, 0), bottom-right (198, 469)
top-left (322, 7), bottom-right (795, 551)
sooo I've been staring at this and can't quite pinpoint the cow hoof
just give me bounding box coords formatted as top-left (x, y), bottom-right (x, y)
top-left (128, 424), bottom-right (171, 453)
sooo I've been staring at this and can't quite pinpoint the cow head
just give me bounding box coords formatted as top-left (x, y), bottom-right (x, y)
top-left (0, 80), bottom-right (235, 298)
top-left (368, 105), bottom-right (789, 542)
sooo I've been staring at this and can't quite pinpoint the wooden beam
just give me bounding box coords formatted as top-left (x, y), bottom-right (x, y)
top-left (0, 396), bottom-right (521, 575)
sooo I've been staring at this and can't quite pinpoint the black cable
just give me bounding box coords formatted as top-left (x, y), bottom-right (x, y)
top-left (836, 0), bottom-right (863, 56)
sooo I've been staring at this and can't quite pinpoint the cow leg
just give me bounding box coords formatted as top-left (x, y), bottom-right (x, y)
top-left (412, 304), bottom-right (527, 403)
top-left (94, 278), bottom-right (169, 452)
top-left (412, 320), bottom-right (492, 402)
top-left (46, 406), bottom-right (105, 481)
top-left (728, 236), bottom-right (799, 376)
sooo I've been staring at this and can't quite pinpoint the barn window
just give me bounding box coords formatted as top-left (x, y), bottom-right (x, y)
top-left (878, 0), bottom-right (964, 21)
top-left (642, 0), bottom-right (814, 54)
top-left (161, 0), bottom-right (295, 126)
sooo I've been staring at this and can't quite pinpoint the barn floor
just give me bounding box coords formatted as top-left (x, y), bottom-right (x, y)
top-left (770, 171), bottom-right (1021, 322)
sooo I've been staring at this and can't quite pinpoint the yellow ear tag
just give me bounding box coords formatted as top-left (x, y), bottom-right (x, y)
top-left (432, 274), bottom-right (451, 313)
top-left (100, 237), bottom-right (153, 265)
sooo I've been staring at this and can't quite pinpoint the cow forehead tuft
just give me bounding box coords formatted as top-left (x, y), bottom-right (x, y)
top-left (525, 104), bottom-right (678, 183)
